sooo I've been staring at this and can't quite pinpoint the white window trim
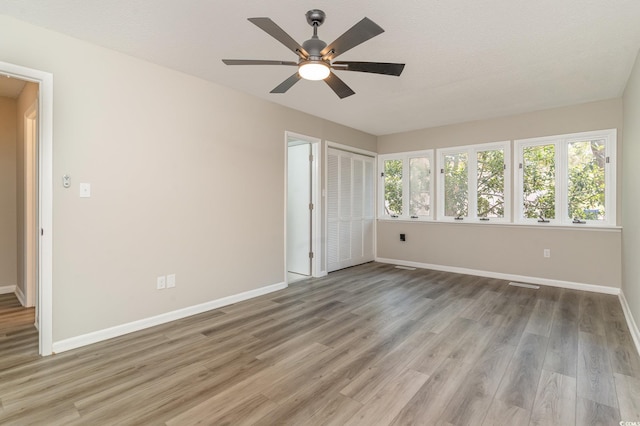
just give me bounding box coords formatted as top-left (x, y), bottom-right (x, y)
top-left (514, 129), bottom-right (616, 227)
top-left (436, 141), bottom-right (511, 223)
top-left (378, 149), bottom-right (434, 221)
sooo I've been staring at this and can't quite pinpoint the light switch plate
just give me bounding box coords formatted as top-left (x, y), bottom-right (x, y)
top-left (79, 183), bottom-right (91, 198)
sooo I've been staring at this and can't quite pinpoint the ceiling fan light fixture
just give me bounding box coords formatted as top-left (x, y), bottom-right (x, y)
top-left (222, 10), bottom-right (404, 98)
top-left (298, 60), bottom-right (330, 81)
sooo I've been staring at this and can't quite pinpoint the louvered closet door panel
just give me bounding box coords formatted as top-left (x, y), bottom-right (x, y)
top-left (327, 151), bottom-right (340, 269)
top-left (339, 221), bottom-right (352, 262)
top-left (339, 155), bottom-right (352, 218)
top-left (328, 152), bottom-right (339, 220)
top-left (338, 154), bottom-right (352, 263)
top-left (353, 159), bottom-right (364, 218)
top-left (328, 221), bottom-right (339, 266)
top-left (364, 160), bottom-right (375, 219)
top-left (327, 148), bottom-right (376, 272)
top-left (363, 219), bottom-right (374, 259)
top-left (351, 158), bottom-right (364, 259)
top-left (351, 221), bottom-right (363, 259)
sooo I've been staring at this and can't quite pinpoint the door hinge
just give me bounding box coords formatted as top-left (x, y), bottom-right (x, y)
top-left (606, 156), bottom-right (610, 164)
top-left (380, 172), bottom-right (385, 177)
top-left (519, 163), bottom-right (523, 169)
top-left (309, 252), bottom-right (314, 259)
top-left (40, 228), bottom-right (44, 236)
top-left (309, 203), bottom-right (314, 210)
top-left (440, 168), bottom-right (444, 174)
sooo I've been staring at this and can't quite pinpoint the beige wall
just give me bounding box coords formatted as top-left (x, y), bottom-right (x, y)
top-left (0, 97), bottom-right (17, 288)
top-left (15, 82), bottom-right (38, 297)
top-left (377, 99), bottom-right (623, 288)
top-left (378, 98), bottom-right (623, 151)
top-left (0, 16), bottom-right (376, 342)
top-left (378, 222), bottom-right (621, 287)
top-left (623, 50), bottom-right (640, 327)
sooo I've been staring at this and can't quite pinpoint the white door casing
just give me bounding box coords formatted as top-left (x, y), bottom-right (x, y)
top-left (0, 60), bottom-right (53, 356)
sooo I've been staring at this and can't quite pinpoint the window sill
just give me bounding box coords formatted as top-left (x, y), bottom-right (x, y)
top-left (376, 217), bottom-right (621, 231)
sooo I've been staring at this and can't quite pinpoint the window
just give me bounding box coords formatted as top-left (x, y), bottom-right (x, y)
top-left (514, 129), bottom-right (616, 226)
top-left (437, 142), bottom-right (510, 222)
top-left (379, 150), bottom-right (434, 220)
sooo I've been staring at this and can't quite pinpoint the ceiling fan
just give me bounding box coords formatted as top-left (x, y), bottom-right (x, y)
top-left (222, 9), bottom-right (405, 99)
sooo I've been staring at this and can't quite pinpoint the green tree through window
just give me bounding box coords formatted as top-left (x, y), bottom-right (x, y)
top-left (443, 152), bottom-right (468, 217)
top-left (380, 152), bottom-right (433, 219)
top-left (409, 157), bottom-right (431, 216)
top-left (517, 130), bottom-right (613, 224)
top-left (523, 144), bottom-right (556, 219)
top-left (568, 139), bottom-right (606, 220)
top-left (383, 159), bottom-right (402, 215)
top-left (477, 149), bottom-right (505, 218)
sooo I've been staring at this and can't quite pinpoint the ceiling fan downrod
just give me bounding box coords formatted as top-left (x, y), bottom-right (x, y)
top-left (303, 10), bottom-right (327, 59)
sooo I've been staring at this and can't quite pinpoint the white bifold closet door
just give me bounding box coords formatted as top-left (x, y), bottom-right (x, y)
top-left (327, 148), bottom-right (375, 272)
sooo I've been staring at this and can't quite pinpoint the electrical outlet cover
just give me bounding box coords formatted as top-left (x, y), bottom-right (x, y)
top-left (167, 274), bottom-right (176, 288)
top-left (157, 276), bottom-right (166, 289)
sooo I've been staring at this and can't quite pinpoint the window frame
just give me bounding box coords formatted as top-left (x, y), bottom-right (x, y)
top-left (378, 149), bottom-right (434, 221)
top-left (514, 129), bottom-right (617, 227)
top-left (436, 141), bottom-right (511, 223)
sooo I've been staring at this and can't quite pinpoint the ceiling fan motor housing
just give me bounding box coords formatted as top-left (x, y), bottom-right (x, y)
top-left (302, 37), bottom-right (327, 59)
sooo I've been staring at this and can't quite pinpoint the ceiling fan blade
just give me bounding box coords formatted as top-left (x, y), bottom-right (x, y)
top-left (332, 61), bottom-right (405, 76)
top-left (321, 17), bottom-right (384, 61)
top-left (222, 59), bottom-right (298, 66)
top-left (270, 73), bottom-right (302, 94)
top-left (324, 72), bottom-right (355, 99)
top-left (248, 17), bottom-right (309, 59)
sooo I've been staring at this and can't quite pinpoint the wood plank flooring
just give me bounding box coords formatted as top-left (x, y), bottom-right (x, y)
top-left (1, 263), bottom-right (640, 425)
top-left (0, 293), bottom-right (38, 372)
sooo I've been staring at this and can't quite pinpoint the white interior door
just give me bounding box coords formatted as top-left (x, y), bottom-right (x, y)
top-left (327, 148), bottom-right (375, 272)
top-left (287, 143), bottom-right (311, 275)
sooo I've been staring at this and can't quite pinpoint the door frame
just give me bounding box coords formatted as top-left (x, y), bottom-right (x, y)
top-left (0, 61), bottom-right (54, 356)
top-left (284, 131), bottom-right (322, 282)
top-left (24, 100), bottom-right (38, 308)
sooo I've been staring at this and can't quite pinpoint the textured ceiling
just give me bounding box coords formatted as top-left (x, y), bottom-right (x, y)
top-left (1, 0), bottom-right (640, 135)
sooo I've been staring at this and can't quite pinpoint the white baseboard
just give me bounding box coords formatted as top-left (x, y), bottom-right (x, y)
top-left (375, 257), bottom-right (621, 295)
top-left (619, 291), bottom-right (640, 357)
top-left (15, 285), bottom-right (26, 306)
top-left (52, 281), bottom-right (287, 354)
top-left (0, 285), bottom-right (16, 295)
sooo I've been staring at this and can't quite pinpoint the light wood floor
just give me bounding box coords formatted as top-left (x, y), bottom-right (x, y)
top-left (1, 263), bottom-right (640, 425)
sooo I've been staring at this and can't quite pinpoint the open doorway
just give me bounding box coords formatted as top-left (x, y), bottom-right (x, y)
top-left (0, 75), bottom-right (39, 357)
top-left (286, 132), bottom-right (320, 283)
top-left (0, 60), bottom-right (53, 356)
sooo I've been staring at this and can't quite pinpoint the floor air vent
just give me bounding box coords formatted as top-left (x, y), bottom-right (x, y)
top-left (508, 282), bottom-right (540, 289)
top-left (395, 266), bottom-right (417, 270)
